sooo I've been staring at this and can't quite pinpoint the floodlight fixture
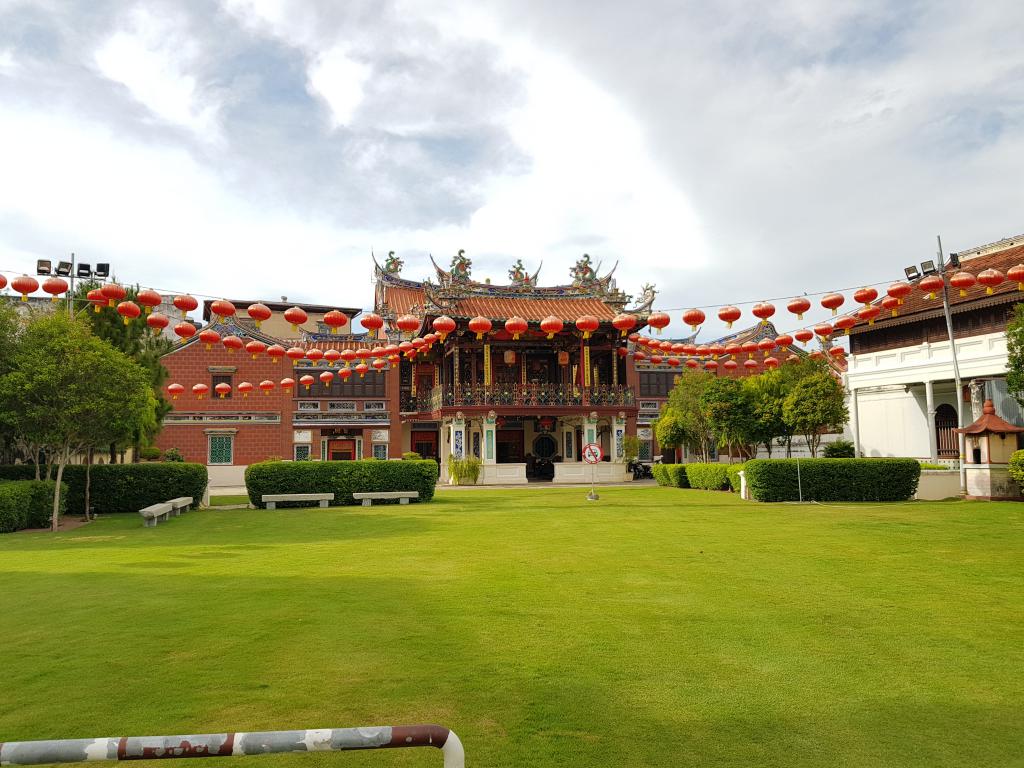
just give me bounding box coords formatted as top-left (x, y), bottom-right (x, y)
top-left (56, 261), bottom-right (73, 276)
top-left (94, 263), bottom-right (110, 278)
top-left (949, 252), bottom-right (960, 268)
top-left (77, 263), bottom-right (92, 278)
top-left (920, 259), bottom-right (937, 275)
top-left (36, 259), bottom-right (52, 275)
top-left (904, 265), bottom-right (920, 281)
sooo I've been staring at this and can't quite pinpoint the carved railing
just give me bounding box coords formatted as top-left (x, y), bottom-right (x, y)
top-left (402, 384), bottom-right (634, 412)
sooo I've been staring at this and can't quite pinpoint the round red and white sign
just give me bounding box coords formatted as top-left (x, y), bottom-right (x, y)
top-left (582, 442), bottom-right (603, 464)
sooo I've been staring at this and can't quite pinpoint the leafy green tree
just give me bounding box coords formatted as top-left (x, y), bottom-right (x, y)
top-left (700, 376), bottom-right (754, 461)
top-left (654, 408), bottom-right (687, 458)
top-left (1005, 304), bottom-right (1024, 407)
top-left (663, 370), bottom-right (716, 462)
top-left (0, 313), bottom-right (154, 527)
top-left (782, 367), bottom-right (849, 457)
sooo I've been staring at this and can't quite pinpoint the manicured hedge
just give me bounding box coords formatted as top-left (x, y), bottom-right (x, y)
top-left (743, 458), bottom-right (921, 502)
top-left (0, 481), bottom-right (66, 532)
top-left (684, 463), bottom-right (730, 490)
top-left (0, 463), bottom-right (207, 515)
top-left (726, 463), bottom-right (745, 493)
top-left (245, 460), bottom-right (439, 508)
top-left (652, 464), bottom-right (689, 488)
top-left (1009, 450), bottom-right (1024, 488)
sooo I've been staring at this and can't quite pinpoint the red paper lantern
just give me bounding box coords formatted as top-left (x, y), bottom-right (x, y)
top-left (354, 362), bottom-right (369, 379)
top-left (617, 346), bottom-right (629, 358)
top-left (42, 276), bottom-right (69, 302)
top-left (197, 327), bottom-right (220, 348)
top-left (575, 315), bottom-right (599, 339)
top-left (259, 380), bottom-right (275, 396)
top-left (11, 274), bottom-right (39, 301)
top-left (918, 274), bottom-right (945, 299)
top-left (977, 268), bottom-right (1004, 295)
top-left (360, 312), bottom-right (384, 333)
top-left (284, 306), bottom-right (308, 331)
top-left (173, 294), bottom-right (198, 317)
top-left (764, 356), bottom-right (780, 370)
top-left (146, 312), bottom-right (169, 332)
top-left (306, 347), bottom-right (324, 364)
top-left (433, 315), bottom-right (456, 340)
top-left (222, 335), bottom-right (244, 353)
top-left (718, 306), bottom-right (741, 328)
top-left (752, 302), bottom-right (775, 325)
top-left (267, 344), bottom-right (286, 363)
top-left (821, 293), bottom-right (844, 316)
top-left (372, 358), bottom-right (387, 373)
top-left (340, 348), bottom-right (357, 366)
top-left (757, 338), bottom-right (776, 356)
top-left (809, 350), bottom-right (825, 360)
top-left (633, 350), bottom-right (647, 362)
top-left (949, 272), bottom-right (976, 297)
top-left (323, 309), bottom-right (349, 334)
top-left (858, 305), bottom-right (881, 325)
top-left (612, 313), bottom-right (637, 336)
top-left (834, 315), bottom-right (857, 335)
top-left (506, 316), bottom-right (528, 340)
top-left (299, 374), bottom-right (315, 391)
top-left (667, 357), bottom-right (680, 367)
top-left (116, 301), bottom-right (141, 325)
top-left (1007, 264), bottom-right (1024, 291)
top-left (166, 383), bottom-right (184, 400)
top-left (740, 340), bottom-right (758, 358)
top-left (136, 288), bottom-right (162, 313)
top-left (647, 311), bottom-right (670, 334)
top-left (724, 343), bottom-right (741, 359)
top-left (541, 315), bottom-right (564, 339)
top-left (279, 378), bottom-right (294, 392)
top-left (247, 303), bottom-right (272, 327)
top-left (215, 382), bottom-right (232, 399)
top-left (245, 340), bottom-right (267, 359)
top-left (853, 287), bottom-right (878, 305)
top-left (237, 381), bottom-right (254, 398)
top-left (881, 295), bottom-right (900, 317)
top-left (0, 275), bottom-right (5, 290)
top-left (319, 371), bottom-right (335, 386)
top-left (338, 367), bottom-right (353, 380)
top-left (469, 316), bottom-right (492, 340)
top-left (787, 297), bottom-right (811, 320)
top-left (210, 299), bottom-right (236, 321)
top-left (743, 359), bottom-right (758, 371)
top-left (100, 282), bottom-right (126, 307)
top-left (814, 323), bottom-right (833, 339)
top-left (787, 354), bottom-right (800, 364)
top-left (285, 346), bottom-right (306, 365)
top-left (424, 333), bottom-right (438, 346)
top-left (398, 341), bottom-right (414, 357)
top-left (87, 288), bottom-right (105, 312)
top-left (396, 314), bottom-right (420, 336)
top-left (887, 282), bottom-right (912, 304)
top-left (794, 329), bottom-right (813, 345)
top-left (723, 359), bottom-right (738, 373)
top-left (627, 332), bottom-right (640, 343)
top-left (173, 321), bottom-right (197, 342)
top-left (650, 354), bottom-right (663, 365)
top-left (775, 334), bottom-right (794, 348)
top-left (192, 383), bottom-right (209, 399)
top-left (682, 309), bottom-right (705, 332)
top-left (829, 346), bottom-right (846, 359)
top-left (324, 348), bottom-right (341, 365)
top-left (708, 342), bottom-right (725, 359)
top-left (705, 359), bottom-right (719, 372)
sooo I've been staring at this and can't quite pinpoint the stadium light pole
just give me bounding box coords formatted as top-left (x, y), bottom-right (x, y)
top-left (935, 235), bottom-right (967, 495)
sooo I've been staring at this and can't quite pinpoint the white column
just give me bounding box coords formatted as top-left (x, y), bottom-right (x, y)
top-left (483, 411), bottom-right (497, 465)
top-left (850, 387), bottom-right (861, 458)
top-left (613, 412), bottom-right (627, 463)
top-left (925, 380), bottom-right (938, 462)
top-left (439, 418), bottom-right (451, 482)
top-left (585, 412), bottom-right (598, 449)
top-left (562, 421), bottom-right (576, 461)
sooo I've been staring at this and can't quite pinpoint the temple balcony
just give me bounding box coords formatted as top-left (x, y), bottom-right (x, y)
top-left (401, 383), bottom-right (635, 414)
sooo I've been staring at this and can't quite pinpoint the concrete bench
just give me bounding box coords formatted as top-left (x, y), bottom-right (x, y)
top-left (139, 502), bottom-right (172, 527)
top-left (352, 491), bottom-right (419, 506)
top-left (168, 496), bottom-right (193, 516)
top-left (262, 493), bottom-right (334, 510)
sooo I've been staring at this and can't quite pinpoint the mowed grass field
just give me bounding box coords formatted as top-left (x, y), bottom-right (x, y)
top-left (1, 487), bottom-right (1022, 767)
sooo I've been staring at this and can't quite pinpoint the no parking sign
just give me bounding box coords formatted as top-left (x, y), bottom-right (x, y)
top-left (582, 443), bottom-right (603, 464)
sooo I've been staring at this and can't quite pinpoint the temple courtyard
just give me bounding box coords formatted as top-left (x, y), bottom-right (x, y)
top-left (1, 487), bottom-right (1021, 767)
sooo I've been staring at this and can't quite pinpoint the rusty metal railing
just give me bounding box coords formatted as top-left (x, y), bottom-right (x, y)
top-left (0, 724), bottom-right (464, 767)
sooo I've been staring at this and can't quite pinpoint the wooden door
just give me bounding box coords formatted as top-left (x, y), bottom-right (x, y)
top-left (328, 439), bottom-right (355, 461)
top-left (411, 431), bottom-right (438, 461)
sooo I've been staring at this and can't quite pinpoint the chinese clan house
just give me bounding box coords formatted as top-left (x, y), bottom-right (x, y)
top-left (156, 252), bottom-right (656, 485)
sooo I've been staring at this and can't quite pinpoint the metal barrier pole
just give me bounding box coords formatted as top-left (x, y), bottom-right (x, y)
top-left (0, 725), bottom-right (464, 768)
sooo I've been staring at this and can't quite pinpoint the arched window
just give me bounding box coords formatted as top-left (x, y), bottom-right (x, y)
top-left (935, 404), bottom-right (958, 459)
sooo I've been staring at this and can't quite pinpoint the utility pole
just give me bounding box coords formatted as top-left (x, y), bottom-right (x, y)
top-left (67, 252), bottom-right (76, 319)
top-left (936, 236), bottom-right (967, 495)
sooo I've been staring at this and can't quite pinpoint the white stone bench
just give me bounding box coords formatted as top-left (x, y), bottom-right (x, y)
top-left (352, 491), bottom-right (419, 506)
top-left (262, 493), bottom-right (334, 510)
top-left (139, 502), bottom-right (172, 527)
top-left (168, 497), bottom-right (193, 516)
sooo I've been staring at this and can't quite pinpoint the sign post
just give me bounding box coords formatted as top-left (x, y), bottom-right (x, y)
top-left (582, 442), bottom-right (603, 501)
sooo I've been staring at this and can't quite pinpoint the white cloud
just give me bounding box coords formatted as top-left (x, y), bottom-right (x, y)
top-left (307, 47), bottom-right (370, 128)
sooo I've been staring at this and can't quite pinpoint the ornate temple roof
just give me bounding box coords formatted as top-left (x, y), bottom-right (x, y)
top-left (954, 399), bottom-right (1024, 435)
top-left (372, 250), bottom-right (657, 329)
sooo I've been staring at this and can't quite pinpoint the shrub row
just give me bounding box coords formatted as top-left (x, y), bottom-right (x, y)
top-left (0, 480), bottom-right (67, 533)
top-left (684, 463), bottom-right (730, 490)
top-left (743, 458), bottom-right (921, 502)
top-left (0, 463), bottom-right (207, 514)
top-left (652, 464), bottom-right (688, 488)
top-left (726, 463), bottom-right (745, 493)
top-left (1009, 450), bottom-right (1024, 487)
top-left (245, 460), bottom-right (439, 508)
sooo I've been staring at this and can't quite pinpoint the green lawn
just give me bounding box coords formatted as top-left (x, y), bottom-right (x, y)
top-left (1, 488), bottom-right (1022, 767)
top-left (209, 494), bottom-right (251, 507)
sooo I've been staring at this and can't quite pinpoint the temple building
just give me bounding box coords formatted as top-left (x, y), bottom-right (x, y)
top-left (156, 253), bottom-right (656, 487)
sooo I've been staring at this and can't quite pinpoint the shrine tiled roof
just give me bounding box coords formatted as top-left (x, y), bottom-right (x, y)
top-left (850, 240), bottom-right (1024, 332)
top-left (452, 296), bottom-right (619, 321)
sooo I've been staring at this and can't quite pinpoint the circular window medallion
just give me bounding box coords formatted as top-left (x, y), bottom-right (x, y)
top-left (533, 434), bottom-right (557, 459)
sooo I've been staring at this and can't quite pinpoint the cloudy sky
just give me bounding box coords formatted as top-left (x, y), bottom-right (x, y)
top-left (1, 0), bottom-right (1022, 336)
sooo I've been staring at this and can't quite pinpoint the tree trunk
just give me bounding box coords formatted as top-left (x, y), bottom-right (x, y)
top-left (109, 442), bottom-right (116, 465)
top-left (33, 447), bottom-right (41, 481)
top-left (84, 449), bottom-right (93, 521)
top-left (52, 452), bottom-right (67, 532)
